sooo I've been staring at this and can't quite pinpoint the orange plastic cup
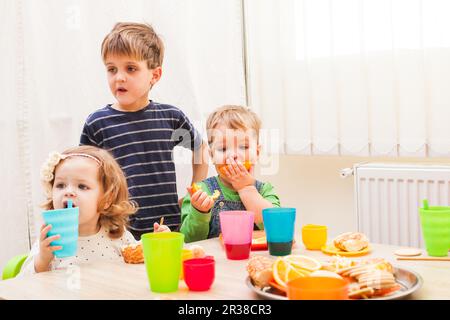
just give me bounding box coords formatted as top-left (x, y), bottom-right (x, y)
top-left (180, 249), bottom-right (194, 280)
top-left (287, 277), bottom-right (348, 300)
top-left (301, 224), bottom-right (327, 250)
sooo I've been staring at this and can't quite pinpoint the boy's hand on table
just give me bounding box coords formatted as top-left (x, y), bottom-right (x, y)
top-left (187, 186), bottom-right (214, 214)
top-left (35, 224), bottom-right (62, 272)
top-left (222, 158), bottom-right (255, 191)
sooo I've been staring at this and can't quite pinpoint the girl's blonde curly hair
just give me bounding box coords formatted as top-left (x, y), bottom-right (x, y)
top-left (41, 145), bottom-right (137, 239)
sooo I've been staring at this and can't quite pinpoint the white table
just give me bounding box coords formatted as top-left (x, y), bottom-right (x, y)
top-left (0, 237), bottom-right (449, 299)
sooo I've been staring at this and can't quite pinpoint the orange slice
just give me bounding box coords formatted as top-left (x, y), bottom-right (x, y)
top-left (191, 182), bottom-right (201, 193)
top-left (243, 161), bottom-right (253, 171)
top-left (218, 161), bottom-right (253, 175)
top-left (269, 280), bottom-right (287, 294)
top-left (191, 183), bottom-right (220, 200)
top-left (283, 255), bottom-right (322, 272)
top-left (272, 257), bottom-right (307, 289)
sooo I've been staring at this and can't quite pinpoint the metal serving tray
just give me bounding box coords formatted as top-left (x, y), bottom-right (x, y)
top-left (246, 266), bottom-right (423, 300)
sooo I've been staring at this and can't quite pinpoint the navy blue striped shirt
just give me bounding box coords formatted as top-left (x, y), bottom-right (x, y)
top-left (80, 101), bottom-right (202, 232)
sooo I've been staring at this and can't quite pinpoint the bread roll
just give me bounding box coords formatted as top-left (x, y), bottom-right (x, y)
top-left (246, 256), bottom-right (274, 288)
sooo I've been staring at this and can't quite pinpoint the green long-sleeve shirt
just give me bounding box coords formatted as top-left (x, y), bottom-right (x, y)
top-left (180, 176), bottom-right (280, 243)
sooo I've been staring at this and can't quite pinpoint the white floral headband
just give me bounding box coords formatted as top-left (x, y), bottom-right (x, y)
top-left (40, 151), bottom-right (102, 182)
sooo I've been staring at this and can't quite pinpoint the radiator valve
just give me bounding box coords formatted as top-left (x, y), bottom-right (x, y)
top-left (340, 167), bottom-right (353, 178)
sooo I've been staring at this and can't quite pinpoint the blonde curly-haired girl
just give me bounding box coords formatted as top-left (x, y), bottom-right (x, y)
top-left (20, 145), bottom-right (169, 274)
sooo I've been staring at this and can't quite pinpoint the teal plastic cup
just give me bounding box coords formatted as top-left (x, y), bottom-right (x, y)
top-left (419, 205), bottom-right (450, 257)
top-left (262, 207), bottom-right (296, 256)
top-left (142, 232), bottom-right (184, 293)
top-left (42, 201), bottom-right (79, 258)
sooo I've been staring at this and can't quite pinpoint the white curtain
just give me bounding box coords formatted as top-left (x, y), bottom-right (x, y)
top-left (0, 0), bottom-right (31, 270)
top-left (245, 0), bottom-right (450, 157)
top-left (0, 0), bottom-right (245, 267)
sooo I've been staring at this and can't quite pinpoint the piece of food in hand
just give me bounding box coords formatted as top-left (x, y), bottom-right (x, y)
top-left (218, 161), bottom-right (252, 175)
top-left (247, 255), bottom-right (274, 288)
top-left (191, 182), bottom-right (202, 194)
top-left (121, 242), bottom-right (144, 264)
top-left (210, 190), bottom-right (220, 200)
top-left (191, 183), bottom-right (220, 201)
top-left (333, 232), bottom-right (369, 252)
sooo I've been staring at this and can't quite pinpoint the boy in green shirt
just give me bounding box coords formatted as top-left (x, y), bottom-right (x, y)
top-left (180, 105), bottom-right (280, 243)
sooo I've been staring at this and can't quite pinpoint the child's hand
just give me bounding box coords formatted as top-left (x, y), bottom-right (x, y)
top-left (35, 224), bottom-right (62, 272)
top-left (153, 222), bottom-right (171, 233)
top-left (222, 158), bottom-right (255, 191)
top-left (187, 186), bottom-right (214, 213)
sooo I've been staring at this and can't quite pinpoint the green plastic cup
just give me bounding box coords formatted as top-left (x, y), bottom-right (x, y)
top-left (419, 205), bottom-right (450, 257)
top-left (142, 232), bottom-right (184, 293)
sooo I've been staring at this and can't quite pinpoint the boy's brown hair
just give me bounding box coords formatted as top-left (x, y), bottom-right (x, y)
top-left (206, 105), bottom-right (262, 145)
top-left (101, 22), bottom-right (164, 69)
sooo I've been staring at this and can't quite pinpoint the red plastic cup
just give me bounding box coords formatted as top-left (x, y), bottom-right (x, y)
top-left (183, 258), bottom-right (215, 291)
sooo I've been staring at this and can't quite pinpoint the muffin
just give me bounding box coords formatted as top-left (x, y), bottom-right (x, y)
top-left (121, 242), bottom-right (144, 264)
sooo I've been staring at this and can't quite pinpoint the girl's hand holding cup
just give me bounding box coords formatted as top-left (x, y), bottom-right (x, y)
top-left (35, 224), bottom-right (62, 272)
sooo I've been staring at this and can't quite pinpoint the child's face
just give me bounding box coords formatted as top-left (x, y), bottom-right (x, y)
top-left (209, 124), bottom-right (260, 173)
top-left (104, 54), bottom-right (161, 111)
top-left (52, 157), bottom-right (103, 230)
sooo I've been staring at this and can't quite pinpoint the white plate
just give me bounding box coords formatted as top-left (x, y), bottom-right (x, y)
top-left (246, 266), bottom-right (423, 300)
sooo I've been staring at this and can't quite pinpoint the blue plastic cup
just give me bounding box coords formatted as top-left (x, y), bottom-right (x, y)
top-left (42, 200), bottom-right (79, 258)
top-left (262, 207), bottom-right (296, 256)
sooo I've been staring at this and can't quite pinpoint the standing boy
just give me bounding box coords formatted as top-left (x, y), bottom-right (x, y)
top-left (80, 22), bottom-right (208, 239)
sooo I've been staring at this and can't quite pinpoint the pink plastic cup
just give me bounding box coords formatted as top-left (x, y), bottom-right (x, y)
top-left (219, 211), bottom-right (255, 260)
top-left (183, 258), bottom-right (215, 291)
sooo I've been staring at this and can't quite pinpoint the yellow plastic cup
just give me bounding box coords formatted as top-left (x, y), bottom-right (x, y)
top-left (180, 249), bottom-right (194, 280)
top-left (301, 224), bottom-right (327, 250)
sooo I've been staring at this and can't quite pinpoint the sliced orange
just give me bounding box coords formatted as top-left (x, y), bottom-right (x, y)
top-left (272, 257), bottom-right (307, 289)
top-left (191, 183), bottom-right (220, 200)
top-left (191, 182), bottom-right (201, 193)
top-left (218, 161), bottom-right (253, 176)
top-left (243, 161), bottom-right (253, 171)
top-left (284, 255), bottom-right (322, 272)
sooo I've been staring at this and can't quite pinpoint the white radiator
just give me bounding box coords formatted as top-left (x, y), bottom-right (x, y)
top-left (345, 163), bottom-right (450, 248)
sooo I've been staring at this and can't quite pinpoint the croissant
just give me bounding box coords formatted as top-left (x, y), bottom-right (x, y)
top-left (333, 232), bottom-right (369, 252)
